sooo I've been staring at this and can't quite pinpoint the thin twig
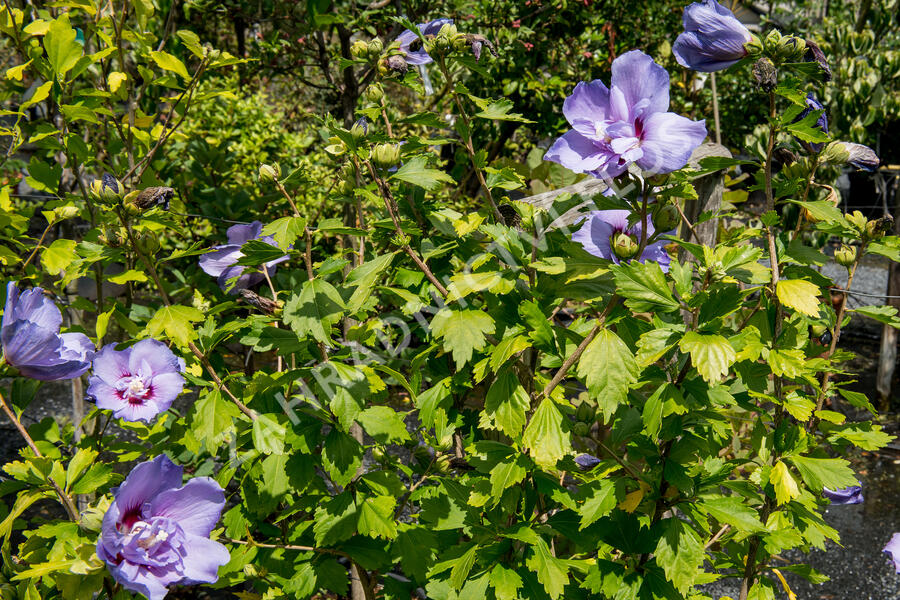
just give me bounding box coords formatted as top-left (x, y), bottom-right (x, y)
top-left (0, 390), bottom-right (80, 521)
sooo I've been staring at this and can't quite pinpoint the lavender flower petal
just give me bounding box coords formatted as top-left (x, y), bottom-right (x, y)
top-left (396, 18), bottom-right (453, 66)
top-left (544, 50), bottom-right (705, 180)
top-left (884, 533), bottom-right (900, 573)
top-left (86, 339), bottom-right (185, 422)
top-left (97, 455), bottom-right (229, 599)
top-left (823, 485), bottom-right (864, 505)
top-left (1, 282), bottom-right (94, 380)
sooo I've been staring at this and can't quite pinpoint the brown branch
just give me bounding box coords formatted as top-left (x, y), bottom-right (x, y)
top-left (0, 390), bottom-right (80, 521)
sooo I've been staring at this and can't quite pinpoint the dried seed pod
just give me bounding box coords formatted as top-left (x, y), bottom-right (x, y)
top-left (239, 289), bottom-right (282, 315)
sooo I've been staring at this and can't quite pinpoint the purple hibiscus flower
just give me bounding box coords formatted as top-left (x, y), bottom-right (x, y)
top-left (793, 94), bottom-right (829, 154)
top-left (823, 485), bottom-right (863, 505)
top-left (86, 339), bottom-right (185, 422)
top-left (396, 18), bottom-right (453, 66)
top-left (97, 455), bottom-right (230, 600)
top-left (673, 0), bottom-right (753, 72)
top-left (1, 282), bottom-right (94, 380)
top-left (842, 142), bottom-right (880, 171)
top-left (544, 50), bottom-right (707, 180)
top-left (573, 209), bottom-right (672, 272)
top-left (885, 533), bottom-right (900, 573)
top-left (198, 221), bottom-right (288, 294)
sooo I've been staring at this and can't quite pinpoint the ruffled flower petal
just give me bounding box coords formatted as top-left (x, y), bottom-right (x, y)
top-left (544, 131), bottom-right (609, 174)
top-left (610, 49), bottom-right (671, 117)
top-left (638, 112), bottom-right (708, 174)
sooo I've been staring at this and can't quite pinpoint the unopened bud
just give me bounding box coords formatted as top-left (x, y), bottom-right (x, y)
top-left (365, 83), bottom-right (384, 102)
top-left (764, 29), bottom-right (783, 54)
top-left (53, 205), bottom-right (80, 221)
top-left (834, 244), bottom-right (857, 267)
top-left (350, 39), bottom-right (368, 59)
top-left (136, 231), bottom-right (160, 254)
top-left (372, 143), bottom-right (401, 168)
top-left (350, 117), bottom-right (368, 141)
top-left (259, 163), bottom-right (281, 182)
top-left (573, 422), bottom-right (590, 437)
top-left (652, 204), bottom-right (679, 232)
top-left (845, 210), bottom-right (868, 232)
top-left (842, 142), bottom-right (880, 171)
top-left (744, 34), bottom-right (763, 58)
top-left (239, 289), bottom-right (282, 315)
top-left (777, 35), bottom-right (805, 61)
top-left (90, 173), bottom-right (124, 203)
top-left (367, 38), bottom-right (383, 57)
top-left (575, 402), bottom-right (594, 423)
top-left (611, 232), bottom-right (640, 260)
top-left (752, 57), bottom-right (777, 91)
top-left (100, 226), bottom-right (124, 247)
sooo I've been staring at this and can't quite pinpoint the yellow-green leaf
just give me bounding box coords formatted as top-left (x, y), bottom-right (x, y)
top-left (108, 71), bottom-right (128, 93)
top-left (146, 305), bottom-right (204, 346)
top-left (679, 331), bottom-right (736, 383)
top-left (776, 279), bottom-right (821, 317)
top-left (770, 460), bottom-right (800, 505)
top-left (150, 50), bottom-right (190, 79)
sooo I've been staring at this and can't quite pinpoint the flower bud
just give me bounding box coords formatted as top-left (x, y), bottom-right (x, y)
top-left (372, 143), bottom-right (401, 168)
top-left (575, 402), bottom-right (594, 423)
top-left (844, 210), bottom-right (866, 232)
top-left (842, 142), bottom-right (880, 171)
top-left (349, 117), bottom-right (368, 141)
top-left (239, 289), bottom-right (282, 316)
top-left (100, 225), bottom-right (125, 247)
top-left (365, 83), bottom-right (384, 103)
top-left (652, 203), bottom-right (680, 232)
top-left (743, 34), bottom-right (763, 58)
top-left (764, 30), bottom-right (783, 54)
top-left (834, 244), bottom-right (857, 267)
top-left (611, 232), bottom-right (640, 260)
top-left (776, 35), bottom-right (806, 61)
top-left (752, 57), bottom-right (777, 91)
top-left (367, 38), bottom-right (383, 57)
top-left (90, 173), bottom-right (124, 203)
top-left (350, 39), bottom-right (368, 59)
top-left (259, 163), bottom-right (281, 182)
top-left (136, 230), bottom-right (160, 254)
top-left (573, 422), bottom-right (590, 437)
top-left (53, 205), bottom-right (80, 221)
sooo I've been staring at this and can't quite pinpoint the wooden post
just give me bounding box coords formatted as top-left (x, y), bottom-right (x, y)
top-left (876, 170), bottom-right (900, 405)
top-left (682, 142), bottom-right (732, 250)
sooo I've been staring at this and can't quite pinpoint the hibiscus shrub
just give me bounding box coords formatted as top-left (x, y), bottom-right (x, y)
top-left (0, 2), bottom-right (897, 600)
